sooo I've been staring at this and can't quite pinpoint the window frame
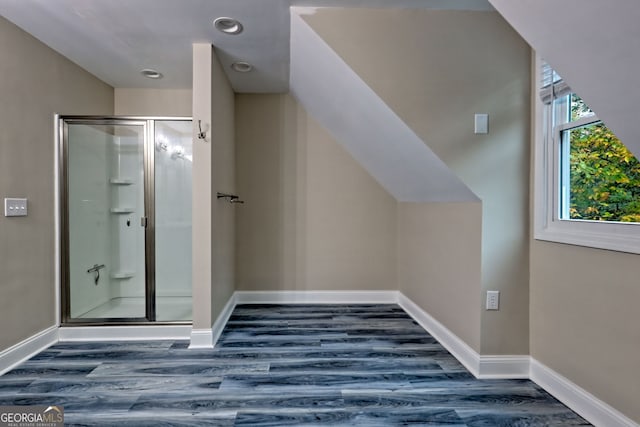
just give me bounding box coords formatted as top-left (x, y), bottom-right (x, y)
top-left (533, 53), bottom-right (640, 254)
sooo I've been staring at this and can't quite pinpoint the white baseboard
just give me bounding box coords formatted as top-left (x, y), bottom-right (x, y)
top-left (235, 290), bottom-right (528, 379)
top-left (189, 292), bottom-right (239, 349)
top-left (478, 355), bottom-right (530, 379)
top-left (59, 325), bottom-right (191, 342)
top-left (398, 292), bottom-right (529, 379)
top-left (189, 293), bottom-right (236, 348)
top-left (210, 293), bottom-right (238, 348)
top-left (234, 290), bottom-right (397, 304)
top-left (397, 292), bottom-right (482, 376)
top-left (530, 359), bottom-right (638, 427)
top-left (204, 290), bottom-right (397, 349)
top-left (188, 328), bottom-right (213, 349)
top-left (399, 292), bottom-right (638, 426)
top-left (0, 326), bottom-right (58, 376)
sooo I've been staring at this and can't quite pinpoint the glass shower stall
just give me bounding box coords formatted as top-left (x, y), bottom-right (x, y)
top-left (59, 117), bottom-right (192, 324)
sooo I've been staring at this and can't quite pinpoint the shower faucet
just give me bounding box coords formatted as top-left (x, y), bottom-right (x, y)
top-left (87, 264), bottom-right (106, 285)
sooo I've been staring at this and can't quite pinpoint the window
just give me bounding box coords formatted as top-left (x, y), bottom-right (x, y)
top-left (557, 95), bottom-right (640, 223)
top-left (534, 55), bottom-right (640, 253)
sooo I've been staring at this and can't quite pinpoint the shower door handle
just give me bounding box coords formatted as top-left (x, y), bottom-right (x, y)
top-left (140, 217), bottom-right (148, 228)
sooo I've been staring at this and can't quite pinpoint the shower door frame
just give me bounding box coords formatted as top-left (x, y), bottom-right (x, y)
top-left (58, 116), bottom-right (191, 326)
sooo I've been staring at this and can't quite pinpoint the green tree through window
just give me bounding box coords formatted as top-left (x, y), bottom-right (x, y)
top-left (565, 96), bottom-right (640, 222)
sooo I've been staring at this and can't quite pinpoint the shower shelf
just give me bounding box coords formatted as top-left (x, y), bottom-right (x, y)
top-left (110, 207), bottom-right (134, 214)
top-left (110, 271), bottom-right (134, 280)
top-left (109, 178), bottom-right (133, 185)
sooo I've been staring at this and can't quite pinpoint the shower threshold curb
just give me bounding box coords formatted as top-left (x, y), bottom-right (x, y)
top-left (58, 324), bottom-right (191, 342)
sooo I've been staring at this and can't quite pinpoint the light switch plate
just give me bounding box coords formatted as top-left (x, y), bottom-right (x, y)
top-left (475, 113), bottom-right (489, 134)
top-left (4, 198), bottom-right (28, 217)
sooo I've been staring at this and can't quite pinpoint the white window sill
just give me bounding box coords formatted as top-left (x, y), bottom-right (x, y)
top-left (535, 220), bottom-right (640, 254)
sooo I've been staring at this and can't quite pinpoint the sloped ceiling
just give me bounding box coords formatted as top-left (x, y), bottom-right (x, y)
top-left (289, 10), bottom-right (478, 202)
top-left (488, 0), bottom-right (640, 158)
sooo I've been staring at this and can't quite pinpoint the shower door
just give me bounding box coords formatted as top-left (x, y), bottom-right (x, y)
top-left (61, 118), bottom-right (155, 322)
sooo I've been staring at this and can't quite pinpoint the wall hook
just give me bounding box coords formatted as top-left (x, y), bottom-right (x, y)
top-left (197, 120), bottom-right (208, 141)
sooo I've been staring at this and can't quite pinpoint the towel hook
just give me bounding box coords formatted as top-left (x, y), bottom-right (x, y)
top-left (197, 120), bottom-right (208, 141)
top-left (217, 192), bottom-right (244, 204)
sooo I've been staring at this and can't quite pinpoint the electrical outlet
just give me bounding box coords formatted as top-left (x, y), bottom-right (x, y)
top-left (486, 290), bottom-right (500, 310)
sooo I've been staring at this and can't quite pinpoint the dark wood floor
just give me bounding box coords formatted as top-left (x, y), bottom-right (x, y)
top-left (0, 304), bottom-right (591, 426)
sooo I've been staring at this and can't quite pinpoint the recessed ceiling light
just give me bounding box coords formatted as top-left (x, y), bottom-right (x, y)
top-left (231, 62), bottom-right (253, 73)
top-left (214, 17), bottom-right (243, 35)
top-left (141, 69), bottom-right (163, 79)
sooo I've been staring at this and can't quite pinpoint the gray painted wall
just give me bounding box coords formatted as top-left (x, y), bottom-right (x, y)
top-left (211, 49), bottom-right (236, 323)
top-left (305, 8), bottom-right (531, 355)
top-left (191, 45), bottom-right (235, 331)
top-left (398, 202), bottom-right (483, 351)
top-left (0, 16), bottom-right (113, 351)
top-left (114, 89), bottom-right (192, 117)
top-left (235, 94), bottom-right (397, 292)
top-left (530, 241), bottom-right (640, 423)
top-left (485, 3), bottom-right (640, 421)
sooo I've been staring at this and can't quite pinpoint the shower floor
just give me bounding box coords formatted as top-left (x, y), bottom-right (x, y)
top-left (78, 296), bottom-right (192, 321)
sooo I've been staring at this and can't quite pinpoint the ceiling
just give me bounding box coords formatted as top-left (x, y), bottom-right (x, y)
top-left (488, 0), bottom-right (640, 159)
top-left (0, 0), bottom-right (492, 93)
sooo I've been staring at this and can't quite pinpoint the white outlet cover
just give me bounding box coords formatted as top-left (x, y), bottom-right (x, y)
top-left (486, 290), bottom-right (500, 310)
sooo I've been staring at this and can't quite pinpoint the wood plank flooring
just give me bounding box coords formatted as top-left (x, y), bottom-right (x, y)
top-left (0, 304), bottom-right (591, 426)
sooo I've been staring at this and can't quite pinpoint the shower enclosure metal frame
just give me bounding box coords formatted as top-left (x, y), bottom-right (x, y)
top-left (58, 115), bottom-right (191, 326)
